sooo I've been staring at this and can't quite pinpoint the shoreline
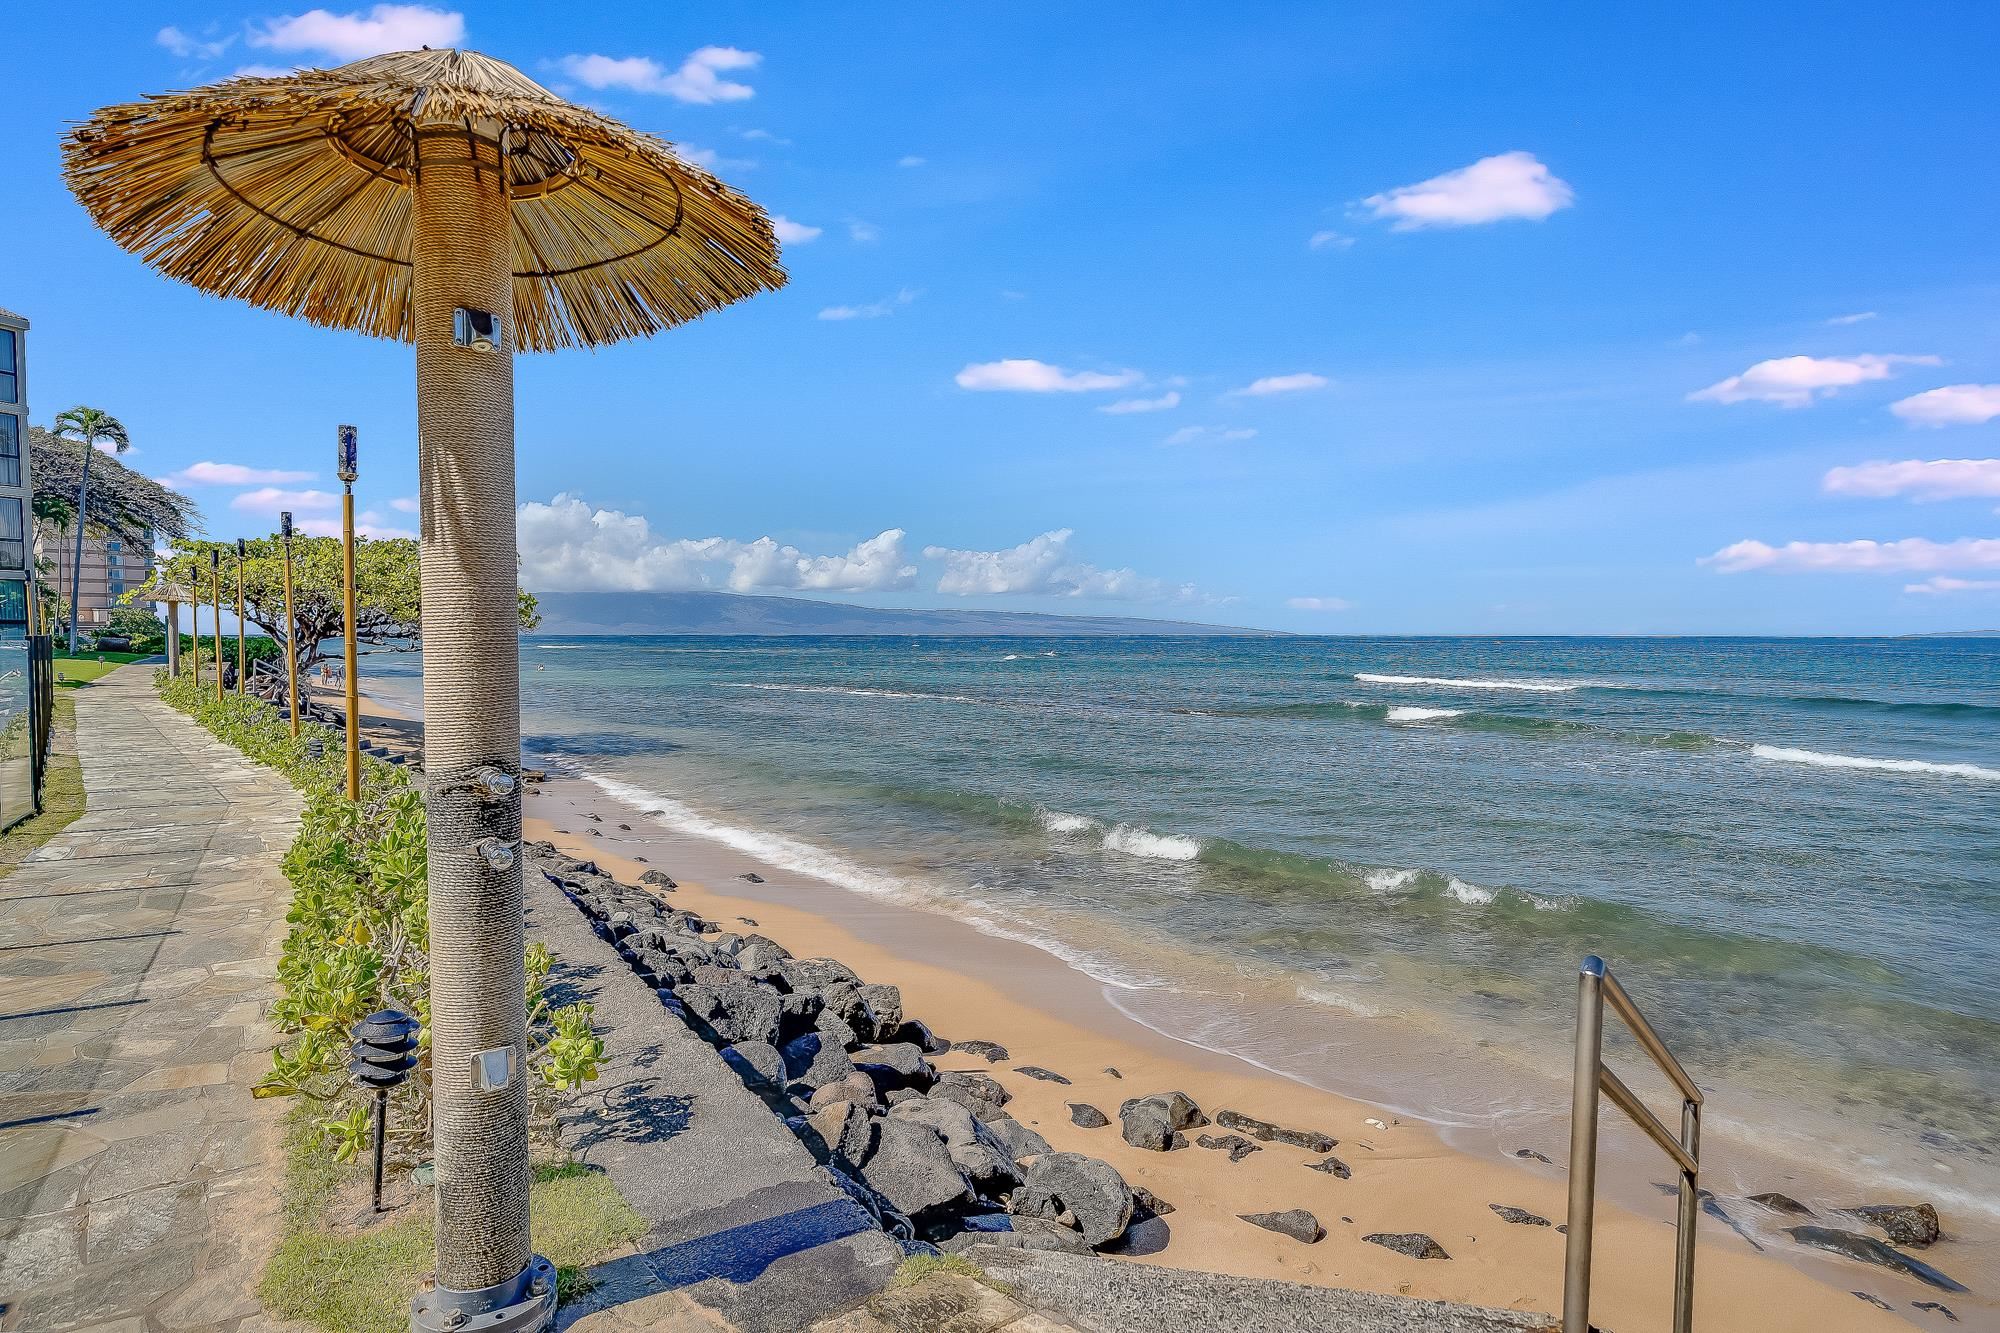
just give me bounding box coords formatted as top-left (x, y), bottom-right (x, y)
top-left (341, 679), bottom-right (1982, 1328)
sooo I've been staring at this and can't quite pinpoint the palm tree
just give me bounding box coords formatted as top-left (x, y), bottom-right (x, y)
top-left (50, 407), bottom-right (131, 654)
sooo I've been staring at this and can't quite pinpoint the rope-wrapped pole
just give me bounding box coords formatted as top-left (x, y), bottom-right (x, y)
top-left (281, 514), bottom-right (299, 738)
top-left (406, 120), bottom-right (550, 1331)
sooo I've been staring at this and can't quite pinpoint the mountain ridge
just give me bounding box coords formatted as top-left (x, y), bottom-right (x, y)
top-left (531, 590), bottom-right (1282, 637)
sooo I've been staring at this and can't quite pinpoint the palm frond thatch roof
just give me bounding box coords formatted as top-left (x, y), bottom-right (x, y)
top-left (63, 47), bottom-right (787, 352)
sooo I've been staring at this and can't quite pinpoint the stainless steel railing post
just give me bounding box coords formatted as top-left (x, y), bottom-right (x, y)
top-left (1673, 1098), bottom-right (1701, 1333)
top-left (1563, 957), bottom-right (1607, 1333)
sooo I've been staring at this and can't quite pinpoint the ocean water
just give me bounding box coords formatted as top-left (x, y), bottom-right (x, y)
top-left (375, 635), bottom-right (2000, 1201)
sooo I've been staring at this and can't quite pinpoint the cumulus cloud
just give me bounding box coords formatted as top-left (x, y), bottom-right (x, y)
top-left (1307, 229), bottom-right (1353, 250)
top-left (1827, 311), bottom-right (1878, 325)
top-left (923, 529), bottom-right (1189, 600)
top-left (1688, 353), bottom-right (1941, 408)
top-left (250, 4), bottom-right (463, 61)
top-left (157, 25), bottom-right (233, 59)
top-left (1162, 425), bottom-right (1256, 446)
top-left (1905, 576), bottom-right (2000, 596)
top-left (1359, 151), bottom-right (1574, 229)
top-left (1233, 373), bottom-right (1328, 396)
top-left (954, 360), bottom-right (1141, 393)
top-left (818, 290), bottom-right (917, 321)
top-left (1286, 596), bottom-right (1352, 611)
top-left (847, 220), bottom-right (880, 243)
top-left (231, 486), bottom-right (339, 513)
top-left (1702, 536), bottom-right (2000, 574)
top-left (1099, 391), bottom-right (1180, 415)
top-left (168, 461), bottom-right (314, 487)
top-left (1822, 459), bottom-right (2000, 502)
top-left (772, 216), bottom-right (822, 244)
top-left (1889, 384), bottom-right (2000, 428)
top-left (389, 496), bottom-right (419, 513)
top-left (554, 46), bottom-right (758, 102)
top-left (516, 494), bottom-right (912, 594)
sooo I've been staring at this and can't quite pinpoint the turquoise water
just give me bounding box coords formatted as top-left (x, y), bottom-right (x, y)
top-left (378, 635), bottom-right (2000, 1194)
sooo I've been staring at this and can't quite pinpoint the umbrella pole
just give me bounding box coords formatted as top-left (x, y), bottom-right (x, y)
top-left (406, 122), bottom-right (551, 1333)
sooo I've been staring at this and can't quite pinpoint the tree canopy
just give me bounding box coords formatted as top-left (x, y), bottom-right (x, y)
top-left (156, 535), bottom-right (539, 669)
top-left (30, 425), bottom-right (200, 545)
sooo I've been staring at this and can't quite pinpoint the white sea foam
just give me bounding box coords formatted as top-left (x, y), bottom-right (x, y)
top-left (957, 895), bottom-right (1154, 991)
top-left (1752, 745), bottom-right (2000, 782)
top-left (719, 682), bottom-right (980, 704)
top-left (1102, 824), bottom-right (1203, 861)
top-left (575, 769), bottom-right (921, 903)
top-left (1445, 877), bottom-right (1495, 905)
top-left (1385, 705), bottom-right (1465, 722)
top-left (1296, 982), bottom-right (1384, 1018)
top-left (1037, 809), bottom-right (1099, 834)
top-left (1365, 868), bottom-right (1421, 893)
top-left (1000, 653), bottom-right (1022, 661)
top-left (1356, 673), bottom-right (1579, 693)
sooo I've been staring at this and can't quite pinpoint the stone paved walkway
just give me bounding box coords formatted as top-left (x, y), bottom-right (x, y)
top-left (0, 665), bottom-right (302, 1332)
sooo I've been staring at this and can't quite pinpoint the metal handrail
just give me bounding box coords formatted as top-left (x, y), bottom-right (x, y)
top-left (1563, 955), bottom-right (1703, 1333)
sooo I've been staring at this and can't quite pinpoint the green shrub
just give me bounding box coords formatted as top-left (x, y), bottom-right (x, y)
top-left (154, 670), bottom-right (601, 1164)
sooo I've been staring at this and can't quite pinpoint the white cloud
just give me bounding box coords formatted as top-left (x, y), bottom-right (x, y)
top-left (299, 511), bottom-right (416, 540)
top-left (250, 4), bottom-right (464, 62)
top-left (1286, 596), bottom-right (1352, 611)
top-left (847, 220), bottom-right (880, 243)
top-left (233, 64), bottom-right (296, 78)
top-left (954, 360), bottom-right (1142, 393)
top-left (1689, 353), bottom-right (1941, 408)
top-left (923, 529), bottom-right (1189, 601)
top-left (1099, 391), bottom-right (1180, 415)
top-left (1359, 151), bottom-right (1574, 230)
top-left (1823, 459), bottom-right (2000, 502)
top-left (1827, 311), bottom-right (1878, 325)
top-left (554, 46), bottom-right (758, 103)
top-left (1702, 536), bottom-right (2000, 574)
top-left (1889, 384), bottom-right (2000, 428)
top-left (1163, 425), bottom-right (1256, 446)
top-left (1233, 372), bottom-right (1328, 397)
top-left (1307, 230), bottom-right (1353, 251)
top-left (231, 486), bottom-right (340, 513)
top-left (389, 496), bottom-right (419, 513)
top-left (669, 144), bottom-right (752, 172)
top-left (772, 216), bottom-right (822, 244)
top-left (817, 289), bottom-right (917, 321)
top-left (515, 494), bottom-right (912, 594)
top-left (168, 461), bottom-right (314, 487)
top-left (157, 25), bottom-right (233, 59)
top-left (898, 155), bottom-right (927, 168)
top-left (738, 128), bottom-right (788, 144)
top-left (1905, 576), bottom-right (2000, 596)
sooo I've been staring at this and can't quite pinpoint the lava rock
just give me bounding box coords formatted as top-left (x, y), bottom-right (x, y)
top-left (586, 813), bottom-right (602, 822)
top-left (720, 1040), bottom-right (785, 1091)
top-left (1214, 1109), bottom-right (1337, 1154)
top-left (932, 1070), bottom-right (1012, 1119)
top-left (854, 1042), bottom-right (933, 1083)
top-left (1514, 1148), bottom-right (1553, 1164)
top-left (1010, 1152), bottom-right (1134, 1247)
top-left (1365, 1232), bottom-right (1450, 1260)
top-left (1131, 1186), bottom-right (1175, 1217)
top-left (1118, 1092), bottom-right (1204, 1152)
top-left (1305, 1155), bottom-right (1352, 1180)
top-left (1913, 1300), bottom-right (1959, 1321)
top-left (1750, 1192), bottom-right (1815, 1217)
top-left (1196, 1133), bottom-right (1261, 1163)
top-left (1016, 1066), bottom-right (1071, 1085)
top-left (1786, 1227), bottom-right (1967, 1292)
top-left (740, 872), bottom-right (765, 883)
top-left (676, 980), bottom-right (781, 1048)
top-left (940, 1215), bottom-right (1091, 1256)
top-left (984, 1115), bottom-right (1052, 1160)
top-left (1240, 1209), bottom-right (1323, 1244)
top-left (808, 1072), bottom-right (882, 1112)
top-left (858, 983), bottom-right (905, 1042)
top-left (1068, 1102), bottom-right (1111, 1129)
top-left (781, 1031), bottom-right (859, 1093)
top-left (1845, 1203), bottom-right (1942, 1248)
top-left (1103, 1067), bottom-right (1122, 1079)
top-left (892, 1019), bottom-right (950, 1054)
top-left (805, 1100), bottom-right (874, 1171)
top-left (858, 1118), bottom-right (973, 1217)
top-left (784, 957), bottom-right (864, 991)
top-left (952, 1039), bottom-right (1010, 1063)
top-left (1853, 1292), bottom-right (1893, 1310)
top-left (1490, 1204), bottom-right (1551, 1227)
top-left (640, 870), bottom-right (677, 889)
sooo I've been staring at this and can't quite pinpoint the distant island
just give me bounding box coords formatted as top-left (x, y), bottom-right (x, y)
top-left (531, 590), bottom-right (1283, 637)
top-left (1898, 629), bottom-right (2000, 639)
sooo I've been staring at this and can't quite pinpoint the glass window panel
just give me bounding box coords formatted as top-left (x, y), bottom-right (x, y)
top-left (0, 372), bottom-right (15, 406)
top-left (0, 331), bottom-right (13, 373)
top-left (0, 498), bottom-right (20, 569)
top-left (0, 415), bottom-right (17, 487)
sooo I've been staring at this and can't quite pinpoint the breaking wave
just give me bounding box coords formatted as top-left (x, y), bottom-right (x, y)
top-left (1751, 746), bottom-right (2000, 782)
top-left (1102, 824), bottom-right (1205, 861)
top-left (1355, 672), bottom-right (1582, 693)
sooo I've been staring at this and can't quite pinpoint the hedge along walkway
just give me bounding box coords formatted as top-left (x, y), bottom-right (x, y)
top-left (0, 664), bottom-right (302, 1332)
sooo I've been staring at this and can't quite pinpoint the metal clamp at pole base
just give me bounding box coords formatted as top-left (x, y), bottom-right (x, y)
top-left (411, 1255), bottom-right (556, 1333)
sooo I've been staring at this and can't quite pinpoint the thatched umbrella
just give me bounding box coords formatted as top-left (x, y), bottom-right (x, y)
top-left (67, 48), bottom-right (784, 1331)
top-left (131, 572), bottom-right (199, 676)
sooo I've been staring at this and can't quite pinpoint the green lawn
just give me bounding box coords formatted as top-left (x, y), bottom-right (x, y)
top-left (0, 693), bottom-right (82, 877)
top-left (53, 653), bottom-right (153, 686)
top-left (259, 1114), bottom-right (645, 1333)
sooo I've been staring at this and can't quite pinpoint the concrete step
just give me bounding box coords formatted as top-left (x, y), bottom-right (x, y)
top-left (964, 1246), bottom-right (1557, 1333)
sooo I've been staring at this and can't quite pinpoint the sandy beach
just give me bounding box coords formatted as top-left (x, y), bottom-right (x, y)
top-left (329, 679), bottom-right (1981, 1331)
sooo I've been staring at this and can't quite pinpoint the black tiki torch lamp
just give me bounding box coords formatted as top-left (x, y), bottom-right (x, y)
top-left (350, 1007), bottom-right (422, 1213)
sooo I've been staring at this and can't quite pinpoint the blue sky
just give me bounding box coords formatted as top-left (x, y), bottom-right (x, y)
top-left (6, 2), bottom-right (1998, 633)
